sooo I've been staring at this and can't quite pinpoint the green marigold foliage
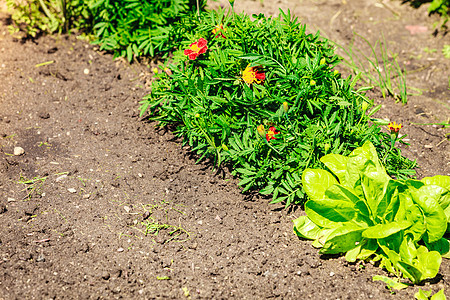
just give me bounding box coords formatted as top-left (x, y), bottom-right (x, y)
top-left (429, 0), bottom-right (449, 28)
top-left (140, 9), bottom-right (416, 207)
top-left (90, 0), bottom-right (206, 61)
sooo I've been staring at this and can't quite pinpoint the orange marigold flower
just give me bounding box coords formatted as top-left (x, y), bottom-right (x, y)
top-left (242, 64), bottom-right (265, 85)
top-left (184, 38), bottom-right (208, 60)
top-left (388, 121), bottom-right (402, 133)
top-left (212, 24), bottom-right (227, 38)
top-left (266, 126), bottom-right (280, 142)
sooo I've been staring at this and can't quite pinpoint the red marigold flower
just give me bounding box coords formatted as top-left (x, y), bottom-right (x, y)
top-left (212, 24), bottom-right (227, 38)
top-left (388, 121), bottom-right (402, 133)
top-left (266, 126), bottom-right (279, 142)
top-left (184, 38), bottom-right (208, 60)
top-left (242, 64), bottom-right (265, 85)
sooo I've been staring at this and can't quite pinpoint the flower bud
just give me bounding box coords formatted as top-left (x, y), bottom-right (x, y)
top-left (152, 68), bottom-right (159, 74)
top-left (333, 70), bottom-right (339, 76)
top-left (164, 68), bottom-right (172, 76)
top-left (222, 144), bottom-right (229, 151)
top-left (361, 101), bottom-right (369, 111)
top-left (195, 113), bottom-right (200, 118)
top-left (320, 58), bottom-right (326, 65)
top-left (257, 125), bottom-right (266, 139)
top-left (310, 79), bottom-right (316, 86)
top-left (282, 101), bottom-right (289, 113)
top-left (324, 143), bottom-right (330, 151)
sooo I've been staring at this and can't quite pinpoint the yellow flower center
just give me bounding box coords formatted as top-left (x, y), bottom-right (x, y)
top-left (191, 44), bottom-right (200, 52)
top-left (243, 65), bottom-right (260, 84)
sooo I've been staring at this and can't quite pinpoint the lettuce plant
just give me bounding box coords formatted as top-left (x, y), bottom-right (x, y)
top-left (294, 141), bottom-right (450, 284)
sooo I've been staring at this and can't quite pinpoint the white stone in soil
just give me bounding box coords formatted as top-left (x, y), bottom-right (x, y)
top-left (14, 147), bottom-right (25, 156)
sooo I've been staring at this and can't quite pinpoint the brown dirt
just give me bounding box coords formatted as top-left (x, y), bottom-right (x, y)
top-left (0, 0), bottom-right (449, 299)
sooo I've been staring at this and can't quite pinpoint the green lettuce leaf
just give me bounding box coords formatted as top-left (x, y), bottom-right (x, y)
top-left (422, 175), bottom-right (450, 191)
top-left (410, 186), bottom-right (447, 243)
top-left (320, 153), bottom-right (348, 184)
top-left (293, 215), bottom-right (321, 240)
top-left (362, 220), bottom-right (412, 239)
top-left (302, 168), bottom-right (338, 201)
top-left (319, 223), bottom-right (365, 255)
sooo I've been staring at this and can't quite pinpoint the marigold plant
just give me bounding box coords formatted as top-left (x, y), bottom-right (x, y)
top-left (140, 8), bottom-right (415, 207)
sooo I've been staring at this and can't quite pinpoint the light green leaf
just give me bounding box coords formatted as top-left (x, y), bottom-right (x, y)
top-left (362, 220), bottom-right (412, 239)
top-left (431, 289), bottom-right (446, 300)
top-left (361, 173), bottom-right (390, 220)
top-left (345, 141), bottom-right (390, 191)
top-left (416, 246), bottom-right (442, 281)
top-left (398, 192), bottom-right (426, 242)
top-left (312, 228), bottom-right (336, 248)
top-left (378, 181), bottom-right (401, 223)
top-left (443, 45), bottom-right (450, 59)
top-left (410, 186), bottom-right (447, 243)
top-left (372, 275), bottom-right (409, 290)
top-left (415, 288), bottom-right (433, 300)
top-left (399, 234), bottom-right (417, 264)
top-left (305, 198), bottom-right (356, 228)
top-left (345, 244), bottom-right (361, 262)
top-left (422, 175), bottom-right (450, 191)
top-left (319, 223), bottom-right (365, 255)
top-left (445, 205), bottom-right (450, 232)
top-left (420, 185), bottom-right (450, 211)
top-left (293, 215), bottom-right (321, 240)
top-left (320, 153), bottom-right (348, 183)
top-left (302, 168), bottom-right (338, 201)
top-left (325, 184), bottom-right (361, 204)
top-left (396, 259), bottom-right (423, 284)
top-left (357, 239), bottom-right (379, 260)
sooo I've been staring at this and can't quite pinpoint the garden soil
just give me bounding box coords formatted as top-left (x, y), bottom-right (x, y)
top-left (0, 0), bottom-right (449, 299)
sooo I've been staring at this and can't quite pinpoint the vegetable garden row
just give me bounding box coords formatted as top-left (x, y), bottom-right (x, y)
top-left (6, 0), bottom-right (450, 297)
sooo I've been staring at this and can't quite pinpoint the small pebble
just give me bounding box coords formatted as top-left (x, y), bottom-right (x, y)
top-left (82, 194), bottom-right (90, 199)
top-left (84, 68), bottom-right (89, 75)
top-left (36, 254), bottom-right (45, 262)
top-left (123, 206), bottom-right (131, 213)
top-left (0, 204), bottom-right (7, 214)
top-left (38, 112), bottom-right (50, 119)
top-left (117, 248), bottom-right (124, 252)
top-left (14, 147), bottom-right (25, 156)
top-left (55, 175), bottom-right (68, 182)
top-left (101, 271), bottom-right (110, 280)
top-left (330, 272), bottom-right (335, 277)
top-left (67, 188), bottom-right (77, 193)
